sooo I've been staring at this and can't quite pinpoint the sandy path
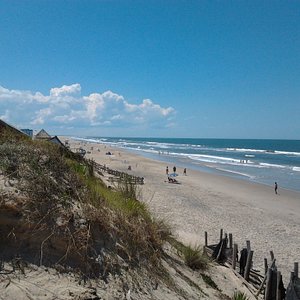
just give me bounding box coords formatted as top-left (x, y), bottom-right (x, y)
top-left (65, 138), bottom-right (300, 283)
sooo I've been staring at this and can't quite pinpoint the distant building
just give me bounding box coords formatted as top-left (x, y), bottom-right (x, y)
top-left (0, 120), bottom-right (70, 155)
top-left (35, 129), bottom-right (51, 140)
top-left (21, 129), bottom-right (33, 138)
top-left (49, 136), bottom-right (65, 147)
top-left (34, 130), bottom-right (67, 149)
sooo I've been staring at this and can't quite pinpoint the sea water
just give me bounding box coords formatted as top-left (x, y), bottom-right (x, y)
top-left (75, 137), bottom-right (300, 193)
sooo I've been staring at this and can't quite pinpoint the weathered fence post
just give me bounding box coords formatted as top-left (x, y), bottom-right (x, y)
top-left (232, 243), bottom-right (237, 270)
top-left (229, 233), bottom-right (233, 249)
top-left (244, 250), bottom-right (254, 281)
top-left (294, 262), bottom-right (299, 279)
top-left (270, 250), bottom-right (274, 261)
top-left (265, 268), bottom-right (272, 300)
top-left (291, 271), bottom-right (295, 281)
top-left (246, 240), bottom-right (251, 252)
top-left (256, 259), bottom-right (276, 298)
top-left (220, 229), bottom-right (223, 242)
top-left (205, 231), bottom-right (208, 247)
top-left (264, 258), bottom-right (268, 274)
top-left (276, 271), bottom-right (281, 300)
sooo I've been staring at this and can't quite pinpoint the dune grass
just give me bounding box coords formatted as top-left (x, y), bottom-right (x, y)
top-left (167, 237), bottom-right (208, 270)
top-left (67, 159), bottom-right (152, 220)
top-left (232, 291), bottom-right (249, 300)
top-left (66, 158), bottom-right (177, 281)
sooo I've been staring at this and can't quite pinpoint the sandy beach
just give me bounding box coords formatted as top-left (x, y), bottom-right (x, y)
top-left (65, 137), bottom-right (300, 284)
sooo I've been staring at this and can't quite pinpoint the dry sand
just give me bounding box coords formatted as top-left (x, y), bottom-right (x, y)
top-left (67, 137), bottom-right (300, 285)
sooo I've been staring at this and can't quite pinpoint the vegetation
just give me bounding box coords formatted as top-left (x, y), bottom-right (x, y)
top-left (232, 291), bottom-right (249, 300)
top-left (0, 130), bottom-right (170, 280)
top-left (201, 273), bottom-right (220, 291)
top-left (167, 237), bottom-right (208, 270)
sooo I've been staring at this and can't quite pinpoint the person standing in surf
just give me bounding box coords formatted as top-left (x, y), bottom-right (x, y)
top-left (275, 182), bottom-right (278, 194)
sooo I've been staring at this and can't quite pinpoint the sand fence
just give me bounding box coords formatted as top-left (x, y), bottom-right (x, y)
top-left (90, 159), bottom-right (145, 185)
top-left (204, 229), bottom-right (299, 300)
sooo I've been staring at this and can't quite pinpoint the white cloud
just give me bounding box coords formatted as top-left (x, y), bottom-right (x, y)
top-left (0, 84), bottom-right (176, 132)
top-left (0, 109), bottom-right (10, 122)
top-left (102, 90), bottom-right (124, 102)
top-left (31, 107), bottom-right (52, 125)
top-left (83, 93), bottom-right (105, 122)
top-left (52, 114), bottom-right (76, 123)
top-left (111, 114), bottom-right (122, 120)
top-left (50, 83), bottom-right (81, 97)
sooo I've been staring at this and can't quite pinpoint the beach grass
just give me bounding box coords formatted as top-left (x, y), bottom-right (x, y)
top-left (167, 236), bottom-right (208, 270)
top-left (232, 291), bottom-right (249, 300)
top-left (63, 151), bottom-right (184, 287)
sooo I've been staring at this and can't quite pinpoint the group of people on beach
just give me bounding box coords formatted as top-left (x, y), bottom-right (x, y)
top-left (165, 165), bottom-right (187, 184)
top-left (165, 166), bottom-right (186, 176)
top-left (165, 165), bottom-right (279, 194)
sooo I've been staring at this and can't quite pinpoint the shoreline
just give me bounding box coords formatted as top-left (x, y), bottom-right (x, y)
top-left (122, 147), bottom-right (300, 194)
top-left (62, 136), bottom-right (300, 284)
top-left (70, 136), bottom-right (300, 194)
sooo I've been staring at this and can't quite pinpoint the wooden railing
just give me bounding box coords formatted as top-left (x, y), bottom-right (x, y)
top-left (91, 160), bottom-right (144, 185)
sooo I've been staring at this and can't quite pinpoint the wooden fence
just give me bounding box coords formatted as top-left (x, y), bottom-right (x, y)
top-left (91, 160), bottom-right (145, 185)
top-left (204, 229), bottom-right (299, 300)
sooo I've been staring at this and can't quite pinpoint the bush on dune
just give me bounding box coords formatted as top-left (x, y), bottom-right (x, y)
top-left (232, 291), bottom-right (249, 300)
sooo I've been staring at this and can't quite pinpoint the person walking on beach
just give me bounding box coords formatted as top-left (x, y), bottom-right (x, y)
top-left (173, 166), bottom-right (176, 173)
top-left (183, 168), bottom-right (187, 175)
top-left (166, 166), bottom-right (169, 175)
top-left (275, 182), bottom-right (278, 194)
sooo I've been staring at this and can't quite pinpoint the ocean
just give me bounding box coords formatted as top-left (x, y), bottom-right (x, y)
top-left (75, 137), bottom-right (300, 193)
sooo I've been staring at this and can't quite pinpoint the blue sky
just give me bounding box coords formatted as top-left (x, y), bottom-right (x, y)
top-left (0, 1), bottom-right (299, 139)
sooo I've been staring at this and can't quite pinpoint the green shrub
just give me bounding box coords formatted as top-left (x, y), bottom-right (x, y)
top-left (167, 237), bottom-right (208, 270)
top-left (232, 291), bottom-right (249, 300)
top-left (181, 244), bottom-right (208, 270)
top-left (116, 174), bottom-right (139, 200)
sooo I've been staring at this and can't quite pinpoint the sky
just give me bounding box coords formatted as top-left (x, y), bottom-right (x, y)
top-left (0, 1), bottom-right (299, 139)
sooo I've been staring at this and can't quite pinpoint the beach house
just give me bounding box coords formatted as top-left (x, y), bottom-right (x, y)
top-left (34, 129), bottom-right (51, 140)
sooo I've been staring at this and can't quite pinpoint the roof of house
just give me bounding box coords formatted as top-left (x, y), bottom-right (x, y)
top-left (35, 129), bottom-right (51, 139)
top-left (49, 136), bottom-right (65, 147)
